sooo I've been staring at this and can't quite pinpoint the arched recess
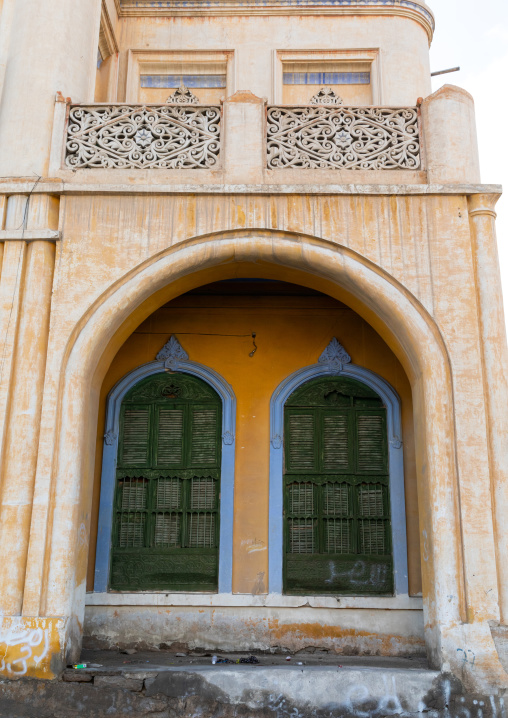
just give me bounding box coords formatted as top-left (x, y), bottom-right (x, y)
top-left (269, 339), bottom-right (407, 596)
top-left (39, 229), bottom-right (462, 668)
top-left (94, 339), bottom-right (237, 594)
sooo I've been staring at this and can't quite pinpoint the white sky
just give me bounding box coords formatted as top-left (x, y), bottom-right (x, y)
top-left (429, 0), bottom-right (508, 331)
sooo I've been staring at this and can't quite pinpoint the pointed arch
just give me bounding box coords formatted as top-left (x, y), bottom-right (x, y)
top-left (94, 340), bottom-right (237, 594)
top-left (269, 340), bottom-right (407, 595)
top-left (39, 229), bottom-right (462, 669)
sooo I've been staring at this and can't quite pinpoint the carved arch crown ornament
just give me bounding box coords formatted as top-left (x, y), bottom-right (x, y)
top-left (268, 337), bottom-right (408, 595)
top-left (94, 335), bottom-right (237, 594)
top-left (310, 87), bottom-right (343, 105)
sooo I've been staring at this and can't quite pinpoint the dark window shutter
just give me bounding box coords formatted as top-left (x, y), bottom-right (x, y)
top-left (156, 407), bottom-right (184, 466)
top-left (190, 407), bottom-right (220, 465)
top-left (117, 478), bottom-right (148, 548)
top-left (286, 411), bottom-right (316, 472)
top-left (283, 376), bottom-right (392, 596)
top-left (322, 412), bottom-right (350, 471)
top-left (120, 407), bottom-right (150, 466)
top-left (111, 372), bottom-right (222, 592)
top-left (356, 412), bottom-right (386, 473)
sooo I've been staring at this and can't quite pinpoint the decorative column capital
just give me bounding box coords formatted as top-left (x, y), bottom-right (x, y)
top-left (468, 193), bottom-right (502, 219)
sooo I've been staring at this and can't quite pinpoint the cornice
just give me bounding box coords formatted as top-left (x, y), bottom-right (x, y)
top-left (117, 0), bottom-right (435, 42)
top-left (0, 180), bottom-right (501, 197)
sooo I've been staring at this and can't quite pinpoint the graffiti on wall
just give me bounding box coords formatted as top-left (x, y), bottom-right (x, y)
top-left (0, 617), bottom-right (62, 679)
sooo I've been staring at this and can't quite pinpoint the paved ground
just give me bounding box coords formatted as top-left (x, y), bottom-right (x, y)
top-left (1, 650), bottom-right (504, 718)
top-left (80, 647), bottom-right (430, 671)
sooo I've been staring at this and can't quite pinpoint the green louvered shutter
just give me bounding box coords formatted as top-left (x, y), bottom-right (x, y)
top-left (322, 411), bottom-right (351, 471)
top-left (120, 406), bottom-right (150, 466)
top-left (286, 411), bottom-right (317, 472)
top-left (156, 407), bottom-right (184, 466)
top-left (110, 373), bottom-right (221, 592)
top-left (283, 376), bottom-right (393, 596)
top-left (356, 412), bottom-right (387, 473)
top-left (190, 406), bottom-right (220, 466)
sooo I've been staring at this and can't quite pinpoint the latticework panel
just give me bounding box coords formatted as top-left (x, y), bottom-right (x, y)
top-left (267, 105), bottom-right (420, 170)
top-left (66, 104), bottom-right (221, 169)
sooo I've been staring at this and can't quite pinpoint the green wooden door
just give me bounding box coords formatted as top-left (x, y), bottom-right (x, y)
top-left (283, 376), bottom-right (393, 595)
top-left (110, 373), bottom-right (222, 591)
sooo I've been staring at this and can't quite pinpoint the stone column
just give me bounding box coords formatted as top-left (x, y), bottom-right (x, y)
top-left (421, 85), bottom-right (481, 185)
top-left (0, 0), bottom-right (102, 177)
top-left (0, 194), bottom-right (57, 615)
top-left (468, 192), bottom-right (508, 626)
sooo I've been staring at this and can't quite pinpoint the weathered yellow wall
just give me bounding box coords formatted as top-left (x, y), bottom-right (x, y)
top-left (88, 289), bottom-right (421, 596)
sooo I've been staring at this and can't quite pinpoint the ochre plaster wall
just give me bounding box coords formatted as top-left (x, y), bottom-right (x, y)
top-left (87, 290), bottom-right (421, 595)
top-left (1, 188), bottom-right (503, 686)
top-left (116, 14), bottom-right (431, 105)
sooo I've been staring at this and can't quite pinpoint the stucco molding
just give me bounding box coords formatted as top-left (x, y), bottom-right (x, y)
top-left (94, 358), bottom-right (237, 594)
top-left (0, 181), bottom-right (503, 196)
top-left (117, 0), bottom-right (435, 42)
top-left (267, 105), bottom-right (421, 170)
top-left (166, 85), bottom-right (200, 105)
top-left (65, 104), bottom-right (222, 170)
top-left (156, 334), bottom-right (189, 370)
top-left (318, 336), bottom-right (351, 374)
top-left (99, 0), bottom-right (119, 58)
top-left (0, 229), bottom-right (60, 242)
top-left (269, 342), bottom-right (409, 596)
top-left (309, 87), bottom-right (343, 105)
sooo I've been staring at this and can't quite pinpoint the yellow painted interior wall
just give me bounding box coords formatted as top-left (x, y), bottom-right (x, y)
top-left (88, 283), bottom-right (422, 595)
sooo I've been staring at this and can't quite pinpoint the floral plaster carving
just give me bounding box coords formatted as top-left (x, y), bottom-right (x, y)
top-left (156, 335), bottom-right (189, 370)
top-left (310, 87), bottom-right (343, 105)
top-left (318, 337), bottom-right (351, 374)
top-left (103, 430), bottom-right (117, 446)
top-left (267, 105), bottom-right (420, 170)
top-left (166, 84), bottom-right (200, 105)
top-left (65, 104), bottom-right (220, 169)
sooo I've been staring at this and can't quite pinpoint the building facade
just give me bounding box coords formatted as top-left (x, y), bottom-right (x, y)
top-left (0, 0), bottom-right (507, 698)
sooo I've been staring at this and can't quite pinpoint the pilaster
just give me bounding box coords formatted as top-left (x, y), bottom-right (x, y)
top-left (0, 194), bottom-right (58, 615)
top-left (468, 192), bottom-right (508, 627)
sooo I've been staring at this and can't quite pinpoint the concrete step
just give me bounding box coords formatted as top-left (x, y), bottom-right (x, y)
top-left (1, 655), bottom-right (507, 718)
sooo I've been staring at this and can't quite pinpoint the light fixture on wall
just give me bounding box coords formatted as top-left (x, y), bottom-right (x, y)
top-left (249, 332), bottom-right (257, 358)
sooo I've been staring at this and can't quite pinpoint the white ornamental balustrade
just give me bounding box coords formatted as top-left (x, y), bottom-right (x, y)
top-left (266, 105), bottom-right (421, 170)
top-left (65, 102), bottom-right (221, 169)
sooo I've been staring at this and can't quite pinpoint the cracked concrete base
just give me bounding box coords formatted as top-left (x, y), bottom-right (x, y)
top-left (0, 661), bottom-right (506, 718)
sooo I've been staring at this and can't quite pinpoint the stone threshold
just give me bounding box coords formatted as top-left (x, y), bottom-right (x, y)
top-left (85, 591), bottom-right (423, 609)
top-left (1, 651), bottom-right (504, 718)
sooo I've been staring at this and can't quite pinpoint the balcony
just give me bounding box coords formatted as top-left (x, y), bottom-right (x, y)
top-left (266, 105), bottom-right (420, 171)
top-left (49, 86), bottom-right (479, 188)
top-left (65, 103), bottom-right (221, 170)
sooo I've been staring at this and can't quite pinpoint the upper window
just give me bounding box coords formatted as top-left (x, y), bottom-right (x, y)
top-left (282, 62), bottom-right (372, 105)
top-left (110, 372), bottom-right (222, 592)
top-left (274, 50), bottom-right (380, 106)
top-left (126, 51), bottom-right (233, 104)
top-left (283, 376), bottom-right (392, 595)
top-left (139, 62), bottom-right (227, 105)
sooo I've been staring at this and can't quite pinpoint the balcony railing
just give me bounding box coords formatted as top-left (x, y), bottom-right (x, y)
top-left (266, 105), bottom-right (420, 170)
top-left (65, 104), bottom-right (221, 169)
top-left (63, 100), bottom-right (421, 173)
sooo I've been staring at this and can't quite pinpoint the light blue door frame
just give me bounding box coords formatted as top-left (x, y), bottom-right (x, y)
top-left (94, 358), bottom-right (237, 594)
top-left (268, 346), bottom-right (409, 596)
